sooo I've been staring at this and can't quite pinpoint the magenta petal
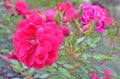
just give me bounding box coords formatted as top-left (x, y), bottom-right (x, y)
top-left (17, 46), bottom-right (29, 61)
top-left (36, 28), bottom-right (44, 41)
top-left (28, 52), bottom-right (35, 66)
top-left (34, 63), bottom-right (45, 70)
top-left (41, 41), bottom-right (52, 52)
top-left (45, 50), bottom-right (58, 66)
top-left (23, 58), bottom-right (32, 68)
top-left (35, 45), bottom-right (41, 55)
top-left (45, 57), bottom-right (56, 66)
top-left (44, 27), bottom-right (54, 35)
top-left (35, 45), bottom-right (48, 64)
top-left (44, 34), bottom-right (53, 43)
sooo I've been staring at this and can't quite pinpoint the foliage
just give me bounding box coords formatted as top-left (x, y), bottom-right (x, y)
top-left (0, 0), bottom-right (120, 79)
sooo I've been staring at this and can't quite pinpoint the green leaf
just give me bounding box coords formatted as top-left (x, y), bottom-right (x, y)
top-left (12, 65), bottom-right (22, 72)
top-left (64, 64), bottom-right (73, 69)
top-left (57, 60), bottom-right (65, 64)
top-left (69, 76), bottom-right (76, 79)
top-left (10, 59), bottom-right (22, 72)
top-left (89, 43), bottom-right (97, 48)
top-left (10, 59), bottom-right (20, 66)
top-left (81, 44), bottom-right (87, 52)
top-left (87, 34), bottom-right (101, 48)
top-left (81, 53), bottom-right (91, 60)
top-left (93, 65), bottom-right (103, 73)
top-left (92, 34), bottom-right (101, 43)
top-left (45, 66), bottom-right (56, 72)
top-left (76, 37), bottom-right (86, 44)
top-left (58, 68), bottom-right (71, 77)
top-left (39, 73), bottom-right (50, 79)
top-left (93, 54), bottom-right (117, 60)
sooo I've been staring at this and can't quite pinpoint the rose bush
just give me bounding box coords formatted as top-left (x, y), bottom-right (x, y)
top-left (0, 0), bottom-right (119, 79)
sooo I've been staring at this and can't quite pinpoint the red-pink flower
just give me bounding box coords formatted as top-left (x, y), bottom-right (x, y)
top-left (4, 0), bottom-right (12, 11)
top-left (90, 72), bottom-right (99, 79)
top-left (15, 0), bottom-right (32, 17)
top-left (60, 26), bottom-right (70, 37)
top-left (43, 9), bottom-right (56, 22)
top-left (79, 3), bottom-right (115, 33)
top-left (62, 16), bottom-right (68, 23)
top-left (33, 8), bottom-right (41, 14)
top-left (103, 76), bottom-right (111, 79)
top-left (13, 14), bottom-right (64, 70)
top-left (103, 69), bottom-right (113, 79)
top-left (103, 70), bottom-right (113, 76)
top-left (57, 2), bottom-right (78, 21)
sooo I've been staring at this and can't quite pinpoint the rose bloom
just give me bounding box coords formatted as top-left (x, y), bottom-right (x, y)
top-left (4, 0), bottom-right (12, 11)
top-left (79, 3), bottom-right (115, 33)
top-left (90, 72), bottom-right (99, 79)
top-left (33, 8), bottom-right (41, 14)
top-left (103, 69), bottom-right (113, 76)
top-left (13, 14), bottom-right (64, 70)
top-left (62, 16), bottom-right (68, 23)
top-left (43, 9), bottom-right (56, 22)
top-left (103, 69), bottom-right (113, 79)
top-left (57, 2), bottom-right (78, 21)
top-left (14, 0), bottom-right (32, 17)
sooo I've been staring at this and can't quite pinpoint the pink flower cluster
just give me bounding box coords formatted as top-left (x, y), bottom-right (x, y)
top-left (10, 1), bottom-right (115, 70)
top-left (57, 2), bottom-right (78, 22)
top-left (43, 2), bottom-right (78, 23)
top-left (13, 14), bottom-right (64, 70)
top-left (80, 3), bottom-right (115, 33)
top-left (90, 69), bottom-right (113, 79)
top-left (103, 69), bottom-right (113, 79)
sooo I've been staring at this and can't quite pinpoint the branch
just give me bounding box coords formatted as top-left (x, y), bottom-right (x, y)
top-left (0, 54), bottom-right (11, 65)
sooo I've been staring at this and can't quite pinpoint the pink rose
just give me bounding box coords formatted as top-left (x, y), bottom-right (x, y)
top-left (43, 9), bottom-right (56, 22)
top-left (90, 72), bottom-right (99, 79)
top-left (13, 14), bottom-right (64, 70)
top-left (103, 70), bottom-right (113, 76)
top-left (57, 2), bottom-right (72, 12)
top-left (79, 3), bottom-right (93, 24)
top-left (15, 0), bottom-right (32, 17)
top-left (57, 2), bottom-right (78, 21)
top-left (17, 14), bottom-right (45, 29)
top-left (103, 69), bottom-right (113, 79)
top-left (4, 0), bottom-right (12, 11)
top-left (62, 16), bottom-right (68, 23)
top-left (95, 22), bottom-right (107, 33)
top-left (33, 8), bottom-right (41, 14)
top-left (79, 3), bottom-right (115, 33)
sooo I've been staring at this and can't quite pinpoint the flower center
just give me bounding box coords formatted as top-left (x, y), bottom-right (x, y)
top-left (30, 39), bottom-right (37, 46)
